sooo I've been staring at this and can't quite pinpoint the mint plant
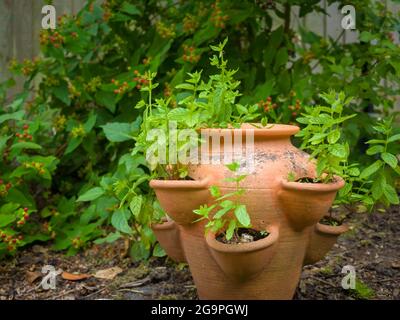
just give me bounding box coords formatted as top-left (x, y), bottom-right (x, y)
top-left (193, 162), bottom-right (252, 242)
top-left (296, 91), bottom-right (357, 183)
top-left (360, 117), bottom-right (400, 206)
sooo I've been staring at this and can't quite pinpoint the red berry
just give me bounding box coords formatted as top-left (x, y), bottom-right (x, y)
top-left (24, 207), bottom-right (28, 212)
top-left (23, 124), bottom-right (29, 130)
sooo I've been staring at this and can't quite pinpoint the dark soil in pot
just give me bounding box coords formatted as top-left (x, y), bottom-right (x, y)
top-left (295, 177), bottom-right (337, 184)
top-left (216, 228), bottom-right (269, 244)
top-left (319, 216), bottom-right (344, 226)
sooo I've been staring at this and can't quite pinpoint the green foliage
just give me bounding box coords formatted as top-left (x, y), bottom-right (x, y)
top-left (296, 91), bottom-right (356, 183)
top-left (350, 279), bottom-right (375, 300)
top-left (194, 163), bottom-right (251, 241)
top-left (133, 39), bottom-right (260, 180)
top-left (297, 92), bottom-right (400, 208)
top-left (360, 117), bottom-right (400, 206)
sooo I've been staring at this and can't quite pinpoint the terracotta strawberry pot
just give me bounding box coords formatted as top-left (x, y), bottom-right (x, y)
top-left (150, 178), bottom-right (211, 225)
top-left (205, 225), bottom-right (279, 282)
top-left (278, 176), bottom-right (345, 231)
top-left (304, 221), bottom-right (349, 266)
top-left (150, 124), bottom-right (346, 299)
top-left (151, 220), bottom-right (186, 263)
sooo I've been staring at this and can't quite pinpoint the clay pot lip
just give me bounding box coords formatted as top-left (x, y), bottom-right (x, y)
top-left (200, 123), bottom-right (299, 137)
top-left (150, 176), bottom-right (210, 189)
top-left (281, 175), bottom-right (345, 192)
top-left (315, 221), bottom-right (349, 235)
top-left (205, 225), bottom-right (279, 254)
top-left (151, 218), bottom-right (175, 230)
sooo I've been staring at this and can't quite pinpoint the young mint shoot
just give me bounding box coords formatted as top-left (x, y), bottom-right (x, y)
top-left (193, 162), bottom-right (251, 241)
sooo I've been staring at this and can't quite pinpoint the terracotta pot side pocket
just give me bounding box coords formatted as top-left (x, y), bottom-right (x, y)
top-left (278, 176), bottom-right (345, 231)
top-left (303, 222), bottom-right (349, 266)
top-left (205, 225), bottom-right (279, 283)
top-left (150, 177), bottom-right (211, 225)
top-left (152, 220), bottom-right (186, 263)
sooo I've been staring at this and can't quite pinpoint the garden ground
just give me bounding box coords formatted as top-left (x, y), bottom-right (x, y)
top-left (1, 205), bottom-right (399, 300)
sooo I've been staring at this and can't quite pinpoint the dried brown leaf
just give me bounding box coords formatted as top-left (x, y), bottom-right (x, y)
top-left (26, 271), bottom-right (41, 284)
top-left (61, 271), bottom-right (91, 281)
top-left (93, 267), bottom-right (123, 280)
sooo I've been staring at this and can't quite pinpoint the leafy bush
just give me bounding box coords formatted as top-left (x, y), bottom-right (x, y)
top-left (1, 0), bottom-right (399, 259)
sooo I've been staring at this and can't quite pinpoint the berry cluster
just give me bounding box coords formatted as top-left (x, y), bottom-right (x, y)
top-left (16, 207), bottom-right (30, 227)
top-left (8, 58), bottom-right (38, 76)
top-left (302, 51), bottom-right (315, 64)
top-left (85, 76), bottom-right (102, 93)
top-left (21, 59), bottom-right (38, 76)
top-left (258, 97), bottom-right (277, 112)
top-left (40, 30), bottom-right (64, 48)
top-left (111, 79), bottom-right (129, 94)
top-left (15, 124), bottom-right (33, 141)
top-left (68, 81), bottom-right (81, 98)
top-left (182, 45), bottom-right (200, 63)
top-left (183, 15), bottom-right (199, 34)
top-left (156, 21), bottom-right (176, 39)
top-left (0, 179), bottom-right (12, 197)
top-left (72, 237), bottom-right (84, 249)
top-left (133, 70), bottom-right (150, 90)
top-left (164, 83), bottom-right (172, 97)
top-left (0, 230), bottom-right (23, 252)
top-left (210, 0), bottom-right (229, 28)
top-left (54, 115), bottom-right (67, 131)
top-left (23, 161), bottom-right (46, 175)
top-left (142, 57), bottom-right (151, 65)
top-left (57, 13), bottom-right (68, 27)
top-left (71, 124), bottom-right (86, 138)
top-left (288, 99), bottom-right (302, 117)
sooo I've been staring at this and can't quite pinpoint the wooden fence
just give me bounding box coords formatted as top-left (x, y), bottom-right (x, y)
top-left (0, 0), bottom-right (85, 84)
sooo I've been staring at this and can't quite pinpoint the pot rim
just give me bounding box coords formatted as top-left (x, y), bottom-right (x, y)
top-left (150, 176), bottom-right (210, 189)
top-left (315, 221), bottom-right (349, 235)
top-left (205, 225), bottom-right (279, 254)
top-left (281, 175), bottom-right (345, 192)
top-left (151, 219), bottom-right (176, 231)
top-left (200, 123), bottom-right (299, 137)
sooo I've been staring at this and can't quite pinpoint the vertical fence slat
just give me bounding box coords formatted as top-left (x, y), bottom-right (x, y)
top-left (0, 0), bottom-right (13, 83)
top-left (72, 0), bottom-right (85, 14)
top-left (53, 0), bottom-right (74, 16)
top-left (326, 2), bottom-right (343, 43)
top-left (32, 0), bottom-right (45, 59)
top-left (303, 0), bottom-right (325, 37)
top-left (13, 0), bottom-right (34, 61)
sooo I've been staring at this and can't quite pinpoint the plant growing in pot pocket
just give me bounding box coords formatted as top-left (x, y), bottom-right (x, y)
top-left (279, 91), bottom-right (356, 231)
top-left (194, 163), bottom-right (279, 282)
top-left (132, 72), bottom-right (212, 225)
